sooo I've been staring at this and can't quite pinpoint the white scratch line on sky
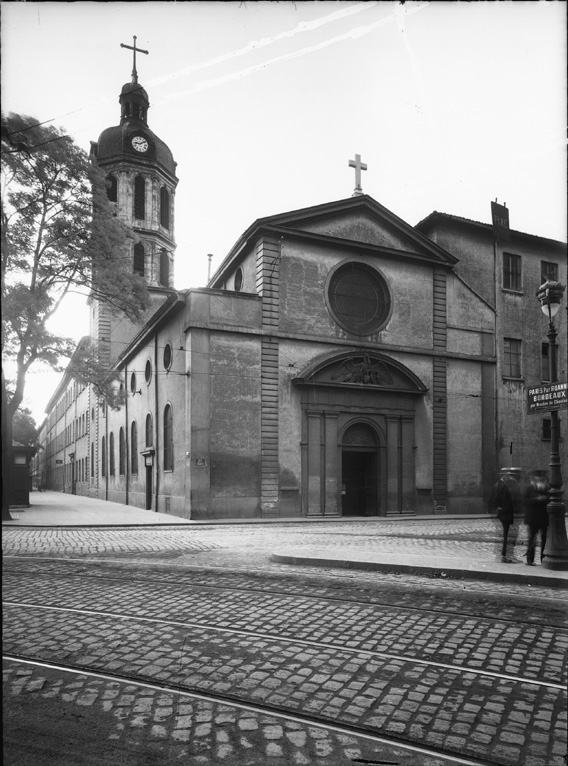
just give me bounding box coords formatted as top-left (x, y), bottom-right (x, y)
top-left (146, 2), bottom-right (379, 88)
top-left (157, 3), bottom-right (430, 105)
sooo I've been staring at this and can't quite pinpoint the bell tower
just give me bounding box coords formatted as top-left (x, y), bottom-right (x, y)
top-left (89, 38), bottom-right (179, 364)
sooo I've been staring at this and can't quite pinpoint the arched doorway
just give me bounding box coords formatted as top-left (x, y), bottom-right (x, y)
top-left (341, 423), bottom-right (380, 516)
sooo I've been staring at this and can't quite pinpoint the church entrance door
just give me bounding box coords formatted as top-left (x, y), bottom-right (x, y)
top-left (341, 450), bottom-right (377, 516)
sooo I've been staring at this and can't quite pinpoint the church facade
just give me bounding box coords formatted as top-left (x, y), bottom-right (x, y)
top-left (35, 65), bottom-right (567, 521)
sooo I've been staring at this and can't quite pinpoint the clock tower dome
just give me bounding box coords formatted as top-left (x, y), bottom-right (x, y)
top-left (89, 42), bottom-right (178, 364)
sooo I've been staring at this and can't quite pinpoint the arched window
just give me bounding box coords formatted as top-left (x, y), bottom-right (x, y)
top-left (106, 174), bottom-right (118, 203)
top-left (159, 249), bottom-right (170, 288)
top-left (133, 243), bottom-right (145, 276)
top-left (145, 413), bottom-right (153, 447)
top-left (160, 186), bottom-right (170, 229)
top-left (131, 421), bottom-right (138, 475)
top-left (101, 436), bottom-right (106, 478)
top-left (109, 432), bottom-right (115, 476)
top-left (119, 427), bottom-right (125, 476)
top-left (134, 175), bottom-right (145, 220)
top-left (163, 404), bottom-right (173, 471)
top-left (163, 343), bottom-right (172, 371)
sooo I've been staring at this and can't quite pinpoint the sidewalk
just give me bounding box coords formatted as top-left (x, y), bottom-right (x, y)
top-left (4, 491), bottom-right (568, 588)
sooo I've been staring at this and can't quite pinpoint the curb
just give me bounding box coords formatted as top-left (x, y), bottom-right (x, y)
top-left (270, 553), bottom-right (568, 589)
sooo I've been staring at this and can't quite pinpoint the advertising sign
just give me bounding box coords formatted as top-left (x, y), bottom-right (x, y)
top-left (527, 382), bottom-right (567, 414)
top-left (491, 200), bottom-right (511, 241)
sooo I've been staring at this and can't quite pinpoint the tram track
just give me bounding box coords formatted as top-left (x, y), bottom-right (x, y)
top-left (3, 601), bottom-right (566, 761)
top-left (3, 566), bottom-right (567, 686)
top-left (3, 654), bottom-right (506, 766)
top-left (3, 600), bottom-right (564, 690)
top-left (3, 556), bottom-right (566, 628)
top-left (3, 559), bottom-right (566, 766)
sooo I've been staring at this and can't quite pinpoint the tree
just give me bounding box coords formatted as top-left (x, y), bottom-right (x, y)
top-left (1, 113), bottom-right (150, 518)
top-left (12, 407), bottom-right (39, 448)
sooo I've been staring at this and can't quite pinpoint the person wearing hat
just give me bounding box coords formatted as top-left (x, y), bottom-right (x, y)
top-left (523, 470), bottom-right (549, 566)
top-left (488, 468), bottom-right (521, 563)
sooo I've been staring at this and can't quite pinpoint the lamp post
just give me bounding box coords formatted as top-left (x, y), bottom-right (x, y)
top-left (537, 280), bottom-right (568, 570)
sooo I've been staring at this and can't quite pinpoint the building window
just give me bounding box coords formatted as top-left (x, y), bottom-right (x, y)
top-left (133, 243), bottom-right (145, 276)
top-left (503, 338), bottom-right (522, 378)
top-left (119, 427), bottom-right (125, 476)
top-left (163, 404), bottom-right (173, 471)
top-left (145, 360), bottom-right (152, 385)
top-left (109, 432), bottom-right (115, 476)
top-left (106, 174), bottom-right (118, 203)
top-left (159, 249), bottom-right (170, 287)
top-left (131, 421), bottom-right (138, 475)
top-left (234, 267), bottom-right (243, 292)
top-left (145, 413), bottom-right (153, 447)
top-left (160, 186), bottom-right (170, 229)
top-left (101, 436), bottom-right (106, 477)
top-left (543, 419), bottom-right (551, 441)
top-left (134, 175), bottom-right (146, 220)
top-left (503, 253), bottom-right (522, 291)
top-left (541, 261), bottom-right (558, 283)
top-left (541, 342), bottom-right (550, 382)
top-left (130, 372), bottom-right (137, 394)
top-left (163, 343), bottom-right (172, 371)
top-left (328, 262), bottom-right (391, 336)
top-left (91, 442), bottom-right (95, 480)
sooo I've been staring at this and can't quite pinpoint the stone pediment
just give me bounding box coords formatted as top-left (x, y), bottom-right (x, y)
top-left (266, 196), bottom-right (457, 266)
top-left (293, 351), bottom-right (427, 394)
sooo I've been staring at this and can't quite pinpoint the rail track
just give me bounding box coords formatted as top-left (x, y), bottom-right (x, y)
top-left (2, 654), bottom-right (524, 766)
top-left (3, 556), bottom-right (567, 766)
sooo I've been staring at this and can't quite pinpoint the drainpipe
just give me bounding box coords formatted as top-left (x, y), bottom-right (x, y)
top-left (105, 400), bottom-right (109, 501)
top-left (125, 365), bottom-right (129, 507)
top-left (493, 236), bottom-right (500, 476)
top-left (154, 332), bottom-right (159, 512)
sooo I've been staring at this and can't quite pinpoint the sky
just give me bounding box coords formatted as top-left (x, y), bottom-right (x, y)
top-left (2, 0), bottom-right (566, 422)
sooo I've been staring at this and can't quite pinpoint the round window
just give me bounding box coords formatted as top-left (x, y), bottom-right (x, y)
top-left (328, 262), bottom-right (391, 335)
top-left (163, 343), bottom-right (172, 370)
top-left (130, 372), bottom-right (137, 393)
top-left (145, 360), bottom-right (152, 384)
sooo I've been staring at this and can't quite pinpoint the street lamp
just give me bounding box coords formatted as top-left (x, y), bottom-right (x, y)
top-left (537, 280), bottom-right (568, 570)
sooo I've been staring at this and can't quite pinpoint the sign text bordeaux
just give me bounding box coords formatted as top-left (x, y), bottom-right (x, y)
top-left (527, 382), bottom-right (567, 414)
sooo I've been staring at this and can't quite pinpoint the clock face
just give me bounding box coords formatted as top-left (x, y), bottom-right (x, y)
top-left (131, 135), bottom-right (149, 153)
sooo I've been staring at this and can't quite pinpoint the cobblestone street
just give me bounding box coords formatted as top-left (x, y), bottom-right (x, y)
top-left (3, 516), bottom-right (567, 765)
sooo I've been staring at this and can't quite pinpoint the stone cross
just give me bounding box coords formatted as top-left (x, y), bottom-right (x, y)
top-left (120, 35), bottom-right (149, 83)
top-left (349, 153), bottom-right (367, 196)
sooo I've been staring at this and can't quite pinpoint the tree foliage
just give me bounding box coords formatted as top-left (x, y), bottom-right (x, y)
top-left (12, 407), bottom-right (39, 448)
top-left (1, 112), bottom-right (150, 517)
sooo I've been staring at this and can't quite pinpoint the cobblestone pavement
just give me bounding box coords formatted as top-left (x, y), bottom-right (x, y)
top-left (3, 568), bottom-right (566, 683)
top-left (3, 662), bottom-right (451, 766)
top-left (1, 518), bottom-right (558, 602)
top-left (3, 521), bottom-right (567, 766)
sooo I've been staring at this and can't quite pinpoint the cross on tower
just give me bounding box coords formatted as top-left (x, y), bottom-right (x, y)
top-left (120, 35), bottom-right (149, 83)
top-left (349, 153), bottom-right (367, 196)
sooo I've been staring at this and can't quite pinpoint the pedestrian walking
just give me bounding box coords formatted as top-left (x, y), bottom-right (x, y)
top-left (523, 470), bottom-right (549, 566)
top-left (488, 468), bottom-right (521, 563)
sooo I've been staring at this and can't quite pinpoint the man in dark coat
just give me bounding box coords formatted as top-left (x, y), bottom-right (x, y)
top-left (488, 469), bottom-right (521, 563)
top-left (523, 470), bottom-right (549, 566)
